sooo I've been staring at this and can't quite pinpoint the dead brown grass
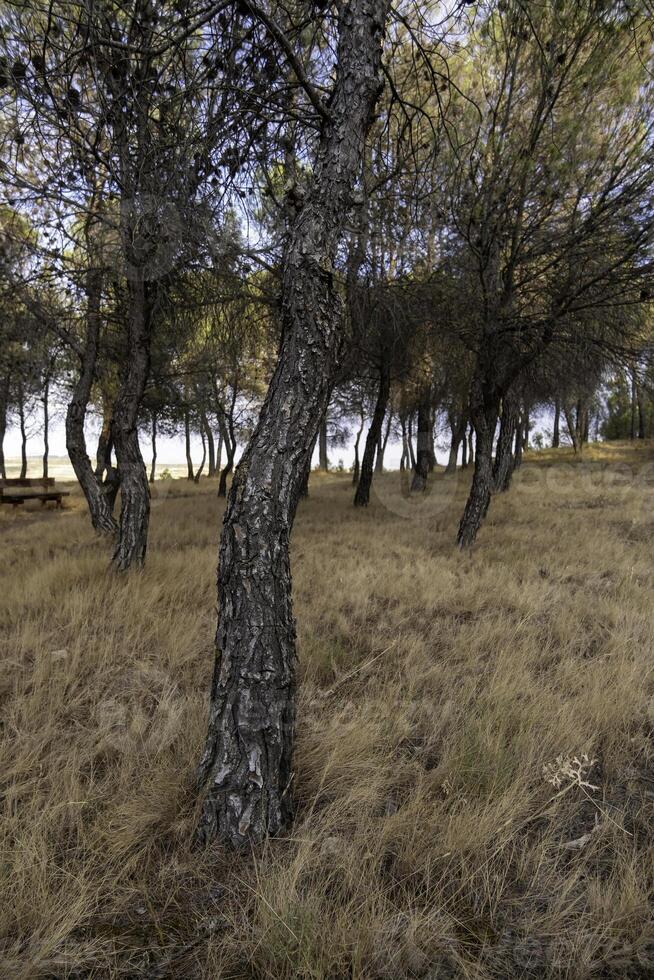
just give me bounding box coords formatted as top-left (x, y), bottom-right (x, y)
top-left (1, 444), bottom-right (654, 978)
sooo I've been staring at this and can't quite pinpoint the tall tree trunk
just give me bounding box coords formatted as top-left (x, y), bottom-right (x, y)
top-left (445, 411), bottom-right (466, 475)
top-left (216, 427), bottom-right (223, 474)
top-left (375, 409), bottom-right (392, 474)
top-left (467, 423), bottom-right (474, 467)
top-left (631, 369), bottom-right (637, 440)
top-left (522, 403), bottom-right (530, 451)
top-left (352, 411), bottom-right (365, 486)
top-left (411, 389), bottom-right (432, 491)
top-left (427, 406), bottom-right (436, 472)
top-left (195, 0), bottom-right (390, 849)
top-left (299, 431), bottom-right (318, 498)
top-left (149, 414), bottom-right (157, 484)
top-left (407, 412), bottom-right (416, 470)
top-left (185, 410), bottom-right (194, 480)
top-left (461, 431), bottom-right (468, 469)
top-left (457, 378), bottom-right (499, 547)
top-left (354, 359), bottom-right (391, 506)
top-left (66, 268), bottom-right (118, 534)
top-left (492, 393), bottom-right (518, 493)
top-left (0, 372), bottom-right (8, 479)
top-left (18, 386), bottom-right (27, 480)
top-left (42, 378), bottom-right (50, 480)
top-left (95, 404), bottom-right (112, 479)
top-left (194, 428), bottom-right (207, 483)
top-left (552, 397), bottom-right (560, 449)
top-left (217, 427), bottom-right (235, 498)
top-left (563, 403), bottom-right (578, 453)
top-left (318, 415), bottom-right (329, 471)
top-left (638, 391), bottom-right (646, 439)
top-left (399, 415), bottom-right (408, 472)
top-left (202, 412), bottom-right (216, 477)
top-left (111, 270), bottom-right (151, 570)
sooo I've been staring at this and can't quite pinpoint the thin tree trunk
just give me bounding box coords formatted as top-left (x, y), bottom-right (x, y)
top-left (445, 412), bottom-right (466, 475)
top-left (411, 389), bottom-right (432, 491)
top-left (638, 391), bottom-right (646, 439)
top-left (461, 431), bottom-right (468, 469)
top-left (407, 412), bottom-right (416, 470)
top-left (111, 265), bottom-right (152, 571)
top-left (375, 409), bottom-right (392, 474)
top-left (300, 431), bottom-right (318, 498)
top-left (352, 410), bottom-right (365, 486)
top-left (149, 414), bottom-right (157, 484)
top-left (42, 378), bottom-right (50, 480)
top-left (202, 412), bottom-right (216, 477)
top-left (18, 386), bottom-right (27, 479)
top-left (631, 369), bottom-right (637, 440)
top-left (95, 405), bottom-right (112, 479)
top-left (457, 378), bottom-right (499, 547)
top-left (66, 267), bottom-right (118, 534)
top-left (552, 397), bottom-right (560, 448)
top-left (467, 423), bottom-right (474, 467)
top-left (195, 0), bottom-right (390, 849)
top-left (0, 372), bottom-right (8, 479)
top-left (216, 427), bottom-right (223, 474)
top-left (194, 428), bottom-right (207, 483)
top-left (318, 415), bottom-right (329, 471)
top-left (522, 403), bottom-right (530, 451)
top-left (354, 359), bottom-right (391, 506)
top-left (492, 393), bottom-right (518, 493)
top-left (185, 410), bottom-right (194, 480)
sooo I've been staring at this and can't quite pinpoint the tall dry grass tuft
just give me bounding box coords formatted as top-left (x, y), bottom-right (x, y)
top-left (1, 445), bottom-right (654, 977)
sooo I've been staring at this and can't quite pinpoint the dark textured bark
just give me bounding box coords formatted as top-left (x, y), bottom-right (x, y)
top-left (407, 412), bottom-right (416, 470)
top-left (195, 0), bottom-right (390, 849)
top-left (202, 413), bottom-right (216, 477)
top-left (42, 379), bottom-right (50, 480)
top-left (95, 407), bottom-right (112, 480)
top-left (399, 415), bottom-right (408, 472)
top-left (185, 410), bottom-right (194, 480)
top-left (410, 389), bottom-right (432, 491)
top-left (18, 387), bottom-right (27, 479)
top-left (0, 373), bottom-right (8, 479)
top-left (354, 359), bottom-right (390, 506)
top-left (352, 412), bottom-right (365, 486)
top-left (111, 271), bottom-right (151, 571)
top-left (514, 421), bottom-right (524, 468)
top-left (461, 432), bottom-right (468, 469)
top-left (375, 409), bottom-right (392, 474)
top-left (66, 268), bottom-right (118, 534)
top-left (216, 428), bottom-right (223, 474)
top-left (492, 393), bottom-right (518, 493)
top-left (445, 411), bottom-right (467, 475)
top-left (467, 423), bottom-right (474, 467)
top-left (522, 403), bottom-right (530, 451)
top-left (217, 432), bottom-right (235, 497)
top-left (318, 415), bottom-right (329, 471)
top-left (552, 397), bottom-right (560, 448)
top-left (194, 429), bottom-right (207, 483)
top-left (149, 414), bottom-right (157, 484)
top-left (457, 378), bottom-right (499, 547)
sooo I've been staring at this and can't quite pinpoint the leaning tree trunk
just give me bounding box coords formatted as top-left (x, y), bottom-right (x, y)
top-left (552, 397), bottom-right (560, 449)
top-left (217, 431), bottom-right (235, 498)
top-left (195, 0), bottom-right (390, 849)
top-left (194, 429), bottom-right (207, 483)
top-left (18, 389), bottom-right (27, 480)
top-left (0, 372), bottom-right (8, 479)
top-left (149, 414), bottom-right (157, 484)
top-left (354, 359), bottom-right (391, 507)
top-left (111, 271), bottom-right (151, 570)
top-left (445, 412), bottom-right (467, 475)
top-left (457, 377), bottom-right (499, 547)
top-left (352, 412), bottom-right (365, 486)
top-left (202, 412), bottom-right (216, 477)
top-left (318, 415), bottom-right (329, 471)
top-left (42, 378), bottom-right (50, 480)
top-left (66, 268), bottom-right (118, 534)
top-left (411, 389), bottom-right (432, 492)
top-left (185, 410), bottom-right (194, 480)
top-left (492, 393), bottom-right (518, 493)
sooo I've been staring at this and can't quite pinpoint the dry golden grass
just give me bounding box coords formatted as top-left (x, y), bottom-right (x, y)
top-left (2, 443), bottom-right (654, 978)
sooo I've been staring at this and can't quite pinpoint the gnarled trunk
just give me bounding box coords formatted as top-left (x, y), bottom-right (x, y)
top-left (195, 0), bottom-right (391, 849)
top-left (111, 271), bottom-right (151, 570)
top-left (457, 378), bottom-right (499, 547)
top-left (66, 268), bottom-right (118, 535)
top-left (492, 393), bottom-right (518, 493)
top-left (411, 389), bottom-right (432, 492)
top-left (354, 359), bottom-right (391, 506)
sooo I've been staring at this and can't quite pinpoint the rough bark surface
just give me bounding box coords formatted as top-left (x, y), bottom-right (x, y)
top-left (457, 377), bottom-right (499, 547)
top-left (66, 268), bottom-right (118, 535)
top-left (195, 0), bottom-right (390, 848)
top-left (410, 390), bottom-right (432, 491)
top-left (354, 360), bottom-right (390, 506)
top-left (492, 393), bottom-right (518, 493)
top-left (111, 271), bottom-right (151, 570)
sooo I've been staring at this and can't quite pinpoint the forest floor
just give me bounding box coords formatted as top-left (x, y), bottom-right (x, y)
top-left (2, 441), bottom-right (654, 979)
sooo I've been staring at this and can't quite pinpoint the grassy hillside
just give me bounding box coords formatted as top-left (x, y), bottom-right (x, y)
top-left (1, 444), bottom-right (654, 978)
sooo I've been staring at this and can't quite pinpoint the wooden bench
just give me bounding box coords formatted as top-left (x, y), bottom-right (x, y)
top-left (0, 478), bottom-right (70, 508)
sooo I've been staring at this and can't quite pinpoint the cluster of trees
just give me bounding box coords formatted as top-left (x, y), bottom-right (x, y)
top-left (1, 0), bottom-right (653, 846)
